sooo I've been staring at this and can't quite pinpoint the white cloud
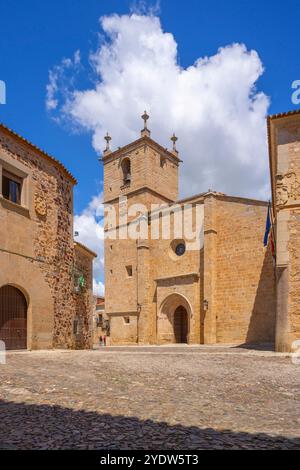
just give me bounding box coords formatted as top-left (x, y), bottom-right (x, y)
top-left (93, 279), bottom-right (105, 297)
top-left (47, 12), bottom-right (270, 199)
top-left (74, 192), bottom-right (104, 296)
top-left (46, 50), bottom-right (81, 113)
top-left (46, 70), bottom-right (59, 111)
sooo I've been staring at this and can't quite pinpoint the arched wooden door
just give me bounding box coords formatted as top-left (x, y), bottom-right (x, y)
top-left (174, 306), bottom-right (188, 343)
top-left (0, 285), bottom-right (27, 350)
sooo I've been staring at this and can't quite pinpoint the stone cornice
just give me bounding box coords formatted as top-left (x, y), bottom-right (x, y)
top-left (104, 186), bottom-right (174, 205)
top-left (106, 310), bottom-right (138, 317)
top-left (214, 194), bottom-right (269, 206)
top-left (101, 135), bottom-right (181, 164)
top-left (155, 272), bottom-right (199, 282)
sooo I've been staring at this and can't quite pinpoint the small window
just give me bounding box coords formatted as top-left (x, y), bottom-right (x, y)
top-left (124, 316), bottom-right (130, 324)
top-left (175, 242), bottom-right (186, 256)
top-left (2, 171), bottom-right (22, 205)
top-left (126, 265), bottom-right (133, 277)
top-left (169, 239), bottom-right (186, 260)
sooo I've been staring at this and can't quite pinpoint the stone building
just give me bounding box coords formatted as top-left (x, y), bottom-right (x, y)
top-left (103, 113), bottom-right (277, 347)
top-left (0, 123), bottom-right (96, 350)
top-left (268, 110), bottom-right (300, 352)
top-left (93, 296), bottom-right (110, 346)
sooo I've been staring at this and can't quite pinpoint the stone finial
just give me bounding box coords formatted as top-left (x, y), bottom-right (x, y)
top-left (141, 110), bottom-right (151, 137)
top-left (171, 133), bottom-right (178, 154)
top-left (104, 132), bottom-right (112, 154)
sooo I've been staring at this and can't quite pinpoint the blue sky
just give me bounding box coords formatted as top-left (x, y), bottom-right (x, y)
top-left (0, 0), bottom-right (299, 214)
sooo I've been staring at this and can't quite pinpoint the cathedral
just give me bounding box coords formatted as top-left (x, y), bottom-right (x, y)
top-left (103, 110), bottom-right (300, 352)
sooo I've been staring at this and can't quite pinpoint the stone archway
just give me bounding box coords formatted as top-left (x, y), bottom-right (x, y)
top-left (0, 285), bottom-right (28, 350)
top-left (0, 253), bottom-right (55, 350)
top-left (158, 293), bottom-right (192, 344)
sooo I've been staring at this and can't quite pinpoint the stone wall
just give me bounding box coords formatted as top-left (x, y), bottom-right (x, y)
top-left (214, 197), bottom-right (276, 344)
top-left (0, 125), bottom-right (94, 349)
top-left (269, 113), bottom-right (300, 351)
top-left (288, 209), bottom-right (300, 345)
top-left (73, 243), bottom-right (94, 349)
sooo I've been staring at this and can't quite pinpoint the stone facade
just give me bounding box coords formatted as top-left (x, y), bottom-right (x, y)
top-left (0, 123), bottom-right (96, 350)
top-left (268, 110), bottom-right (300, 351)
top-left (103, 118), bottom-right (276, 346)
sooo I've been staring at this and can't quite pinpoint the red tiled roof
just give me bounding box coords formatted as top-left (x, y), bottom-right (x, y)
top-left (268, 109), bottom-right (300, 120)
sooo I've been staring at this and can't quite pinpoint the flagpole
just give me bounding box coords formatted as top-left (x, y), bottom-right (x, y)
top-left (267, 200), bottom-right (276, 269)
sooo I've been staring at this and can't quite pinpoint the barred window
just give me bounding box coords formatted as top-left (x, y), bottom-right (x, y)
top-left (2, 170), bottom-right (22, 205)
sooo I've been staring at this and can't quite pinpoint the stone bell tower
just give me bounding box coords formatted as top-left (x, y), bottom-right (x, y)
top-left (102, 112), bottom-right (181, 344)
top-left (103, 112), bottom-right (180, 209)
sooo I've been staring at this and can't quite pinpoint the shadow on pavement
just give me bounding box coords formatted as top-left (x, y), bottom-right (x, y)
top-left (0, 399), bottom-right (298, 450)
top-left (235, 343), bottom-right (275, 352)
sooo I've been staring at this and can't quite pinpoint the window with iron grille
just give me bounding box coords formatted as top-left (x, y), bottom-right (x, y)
top-left (2, 170), bottom-right (22, 205)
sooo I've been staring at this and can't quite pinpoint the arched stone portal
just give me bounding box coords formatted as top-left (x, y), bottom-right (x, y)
top-left (0, 285), bottom-right (28, 350)
top-left (158, 293), bottom-right (192, 344)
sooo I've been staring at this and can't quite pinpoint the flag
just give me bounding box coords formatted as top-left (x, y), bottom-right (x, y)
top-left (270, 229), bottom-right (275, 259)
top-left (264, 203), bottom-right (271, 247)
top-left (263, 202), bottom-right (276, 263)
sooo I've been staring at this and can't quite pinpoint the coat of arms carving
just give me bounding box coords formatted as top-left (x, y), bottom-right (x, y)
top-left (35, 193), bottom-right (47, 216)
top-left (276, 171), bottom-right (300, 208)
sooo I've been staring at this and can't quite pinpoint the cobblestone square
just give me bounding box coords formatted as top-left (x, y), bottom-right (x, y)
top-left (0, 345), bottom-right (299, 450)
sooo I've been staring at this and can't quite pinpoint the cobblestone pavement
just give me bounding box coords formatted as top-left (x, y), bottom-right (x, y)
top-left (0, 345), bottom-right (299, 450)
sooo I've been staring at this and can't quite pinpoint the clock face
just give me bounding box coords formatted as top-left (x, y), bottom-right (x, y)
top-left (175, 243), bottom-right (186, 256)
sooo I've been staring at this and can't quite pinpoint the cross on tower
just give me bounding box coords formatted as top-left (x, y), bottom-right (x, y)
top-left (104, 132), bottom-right (112, 153)
top-left (142, 111), bottom-right (149, 129)
top-left (171, 133), bottom-right (178, 153)
top-left (141, 111), bottom-right (151, 137)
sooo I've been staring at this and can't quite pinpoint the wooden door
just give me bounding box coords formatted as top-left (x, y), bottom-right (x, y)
top-left (174, 306), bottom-right (188, 343)
top-left (0, 285), bottom-right (27, 350)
